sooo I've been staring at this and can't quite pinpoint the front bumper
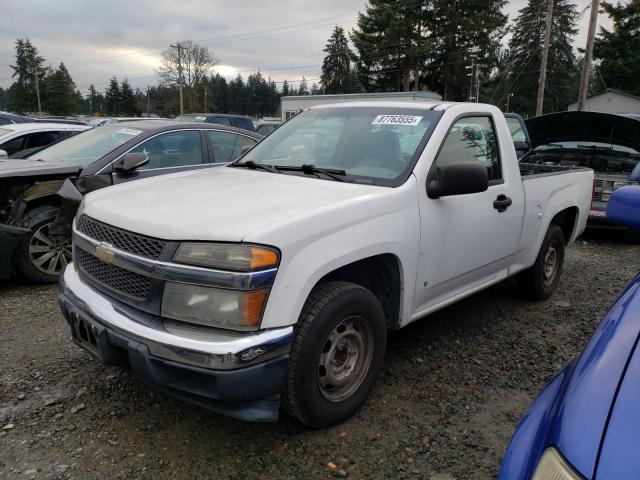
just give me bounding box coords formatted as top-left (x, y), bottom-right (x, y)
top-left (58, 265), bottom-right (293, 422)
top-left (0, 223), bottom-right (30, 280)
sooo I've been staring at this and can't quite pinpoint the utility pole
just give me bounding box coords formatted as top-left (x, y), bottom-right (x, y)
top-left (146, 85), bottom-right (150, 114)
top-left (578, 0), bottom-right (599, 111)
top-left (170, 43), bottom-right (184, 114)
top-left (204, 85), bottom-right (207, 111)
top-left (33, 62), bottom-right (42, 115)
top-left (89, 96), bottom-right (93, 116)
top-left (536, 0), bottom-right (554, 116)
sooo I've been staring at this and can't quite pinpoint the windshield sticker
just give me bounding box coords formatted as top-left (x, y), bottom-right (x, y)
top-left (372, 115), bottom-right (423, 126)
top-left (195, 116), bottom-right (207, 121)
top-left (116, 128), bottom-right (143, 136)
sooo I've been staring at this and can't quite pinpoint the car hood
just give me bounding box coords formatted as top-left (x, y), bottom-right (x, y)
top-left (545, 274), bottom-right (640, 478)
top-left (0, 159), bottom-right (81, 178)
top-left (525, 111), bottom-right (640, 151)
top-left (82, 166), bottom-right (389, 242)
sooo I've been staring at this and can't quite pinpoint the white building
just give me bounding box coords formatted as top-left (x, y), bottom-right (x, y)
top-left (279, 91), bottom-right (443, 122)
top-left (567, 89), bottom-right (640, 114)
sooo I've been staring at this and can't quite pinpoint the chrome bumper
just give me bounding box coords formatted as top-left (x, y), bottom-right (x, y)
top-left (59, 265), bottom-right (293, 370)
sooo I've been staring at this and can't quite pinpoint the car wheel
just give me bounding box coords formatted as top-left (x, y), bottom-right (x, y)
top-left (283, 281), bottom-right (387, 427)
top-left (15, 206), bottom-right (71, 283)
top-left (517, 224), bottom-right (565, 300)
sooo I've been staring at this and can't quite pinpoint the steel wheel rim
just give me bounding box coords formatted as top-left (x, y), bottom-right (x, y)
top-left (29, 222), bottom-right (72, 276)
top-left (317, 315), bottom-right (374, 403)
top-left (543, 242), bottom-right (558, 286)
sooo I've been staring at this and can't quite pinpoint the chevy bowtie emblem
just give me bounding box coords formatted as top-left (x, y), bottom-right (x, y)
top-left (94, 243), bottom-right (115, 264)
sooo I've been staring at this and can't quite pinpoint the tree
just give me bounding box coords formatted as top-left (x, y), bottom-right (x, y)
top-left (7, 38), bottom-right (47, 113)
top-left (351, 0), bottom-right (423, 92)
top-left (282, 79), bottom-right (291, 96)
top-left (104, 77), bottom-right (121, 116)
top-left (503, 0), bottom-right (579, 116)
top-left (297, 77), bottom-right (309, 96)
top-left (44, 63), bottom-right (77, 115)
top-left (157, 41), bottom-right (217, 112)
top-left (321, 26), bottom-right (357, 94)
top-left (594, 0), bottom-right (640, 95)
top-left (425, 0), bottom-right (508, 100)
top-left (87, 84), bottom-right (104, 115)
top-left (120, 78), bottom-right (139, 116)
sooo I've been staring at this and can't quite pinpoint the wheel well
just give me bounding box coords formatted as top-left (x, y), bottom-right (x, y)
top-left (319, 254), bottom-right (402, 330)
top-left (550, 207), bottom-right (578, 244)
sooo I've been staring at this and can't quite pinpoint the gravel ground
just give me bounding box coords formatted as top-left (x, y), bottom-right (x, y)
top-left (1, 231), bottom-right (639, 480)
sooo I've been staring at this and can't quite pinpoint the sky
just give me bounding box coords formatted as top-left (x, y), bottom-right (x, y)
top-left (0, 0), bottom-right (613, 95)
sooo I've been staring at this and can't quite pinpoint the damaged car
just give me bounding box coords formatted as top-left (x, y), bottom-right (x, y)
top-left (522, 111), bottom-right (640, 241)
top-left (0, 120), bottom-right (262, 282)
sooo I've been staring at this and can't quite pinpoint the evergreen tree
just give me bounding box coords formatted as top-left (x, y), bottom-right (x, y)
top-left (227, 74), bottom-right (246, 114)
top-left (351, 0), bottom-right (423, 92)
top-left (120, 78), bottom-right (139, 116)
top-left (594, 0), bottom-right (640, 94)
top-left (7, 38), bottom-right (47, 113)
top-left (104, 77), bottom-right (121, 116)
top-left (282, 79), bottom-right (291, 96)
top-left (310, 83), bottom-right (321, 95)
top-left (426, 0), bottom-right (508, 100)
top-left (505, 0), bottom-right (579, 116)
top-left (43, 63), bottom-right (77, 115)
top-left (87, 84), bottom-right (104, 115)
top-left (321, 26), bottom-right (356, 94)
top-left (297, 77), bottom-right (309, 96)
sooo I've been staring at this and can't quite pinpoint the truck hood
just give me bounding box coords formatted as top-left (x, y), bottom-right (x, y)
top-left (83, 166), bottom-right (387, 241)
top-left (0, 159), bottom-right (82, 179)
top-left (525, 111), bottom-right (640, 151)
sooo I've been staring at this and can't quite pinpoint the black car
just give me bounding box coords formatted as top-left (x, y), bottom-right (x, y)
top-left (174, 113), bottom-right (256, 132)
top-left (0, 121), bottom-right (262, 282)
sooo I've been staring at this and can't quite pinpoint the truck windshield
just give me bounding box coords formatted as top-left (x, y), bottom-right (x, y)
top-left (34, 125), bottom-right (147, 166)
top-left (235, 107), bottom-right (441, 186)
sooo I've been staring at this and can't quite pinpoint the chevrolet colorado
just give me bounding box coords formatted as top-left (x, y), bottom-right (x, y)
top-left (58, 102), bottom-right (593, 426)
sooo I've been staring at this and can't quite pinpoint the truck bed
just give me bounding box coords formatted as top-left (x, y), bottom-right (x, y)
top-left (519, 162), bottom-right (591, 180)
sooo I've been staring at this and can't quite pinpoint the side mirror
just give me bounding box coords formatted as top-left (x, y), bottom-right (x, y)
top-left (114, 152), bottom-right (149, 173)
top-left (427, 161), bottom-right (489, 199)
top-left (0, 149), bottom-right (8, 160)
top-left (606, 186), bottom-right (640, 230)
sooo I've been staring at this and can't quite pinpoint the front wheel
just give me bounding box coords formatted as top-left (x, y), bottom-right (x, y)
top-left (517, 224), bottom-right (565, 300)
top-left (14, 206), bottom-right (71, 283)
top-left (283, 281), bottom-right (387, 427)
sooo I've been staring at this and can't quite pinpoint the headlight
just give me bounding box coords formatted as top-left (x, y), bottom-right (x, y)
top-left (532, 448), bottom-right (583, 480)
top-left (174, 243), bottom-right (279, 271)
top-left (161, 282), bottom-right (268, 331)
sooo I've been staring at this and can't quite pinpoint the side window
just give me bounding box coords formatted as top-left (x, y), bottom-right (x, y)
top-left (0, 135), bottom-right (26, 155)
top-left (435, 116), bottom-right (502, 182)
top-left (506, 117), bottom-right (527, 143)
top-left (206, 130), bottom-right (240, 163)
top-left (207, 117), bottom-right (232, 126)
top-left (231, 135), bottom-right (257, 161)
top-left (129, 130), bottom-right (203, 170)
top-left (24, 131), bottom-right (60, 149)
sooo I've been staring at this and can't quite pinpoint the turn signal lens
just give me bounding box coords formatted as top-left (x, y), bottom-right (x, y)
top-left (174, 243), bottom-right (279, 271)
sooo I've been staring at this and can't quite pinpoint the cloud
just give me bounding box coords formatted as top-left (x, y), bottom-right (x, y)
top-left (0, 0), bottom-right (612, 94)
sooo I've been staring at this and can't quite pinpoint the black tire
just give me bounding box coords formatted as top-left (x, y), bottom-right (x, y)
top-left (517, 224), bottom-right (565, 300)
top-left (14, 205), bottom-right (70, 283)
top-left (283, 281), bottom-right (387, 427)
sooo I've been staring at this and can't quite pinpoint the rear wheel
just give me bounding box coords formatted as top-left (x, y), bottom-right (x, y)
top-left (15, 206), bottom-right (71, 283)
top-left (283, 281), bottom-right (386, 427)
top-left (517, 224), bottom-right (565, 300)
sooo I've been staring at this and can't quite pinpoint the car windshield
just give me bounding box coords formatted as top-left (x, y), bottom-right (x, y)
top-left (175, 114), bottom-right (207, 123)
top-left (529, 141), bottom-right (640, 175)
top-left (35, 125), bottom-right (146, 166)
top-left (235, 106), bottom-right (440, 186)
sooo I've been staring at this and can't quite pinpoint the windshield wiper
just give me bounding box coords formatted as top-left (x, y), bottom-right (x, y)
top-left (275, 164), bottom-right (348, 182)
top-left (230, 160), bottom-right (280, 173)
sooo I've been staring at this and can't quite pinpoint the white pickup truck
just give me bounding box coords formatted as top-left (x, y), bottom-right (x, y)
top-left (58, 102), bottom-right (593, 427)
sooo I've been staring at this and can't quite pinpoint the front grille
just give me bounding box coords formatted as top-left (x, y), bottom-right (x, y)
top-left (76, 248), bottom-right (152, 300)
top-left (76, 216), bottom-right (167, 259)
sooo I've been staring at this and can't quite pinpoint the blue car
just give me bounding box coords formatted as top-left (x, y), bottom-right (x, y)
top-left (499, 186), bottom-right (640, 480)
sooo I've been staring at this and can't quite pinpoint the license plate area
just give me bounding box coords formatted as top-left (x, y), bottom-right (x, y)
top-left (70, 312), bottom-right (103, 360)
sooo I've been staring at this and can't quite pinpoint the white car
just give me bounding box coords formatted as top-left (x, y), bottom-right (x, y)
top-left (0, 123), bottom-right (90, 158)
top-left (59, 101), bottom-right (594, 426)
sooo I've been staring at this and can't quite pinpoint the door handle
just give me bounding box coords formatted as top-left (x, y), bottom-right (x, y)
top-left (493, 194), bottom-right (512, 212)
